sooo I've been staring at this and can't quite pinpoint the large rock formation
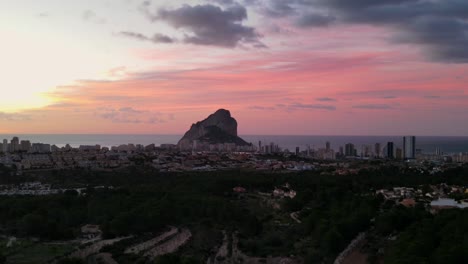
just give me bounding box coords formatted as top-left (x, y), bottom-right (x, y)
top-left (177, 109), bottom-right (249, 150)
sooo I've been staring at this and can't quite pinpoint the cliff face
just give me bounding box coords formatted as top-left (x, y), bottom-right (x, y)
top-left (177, 109), bottom-right (248, 150)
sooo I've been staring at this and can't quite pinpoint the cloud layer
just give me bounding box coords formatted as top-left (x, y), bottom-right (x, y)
top-left (0, 112), bottom-right (31, 121)
top-left (253, 0), bottom-right (468, 62)
top-left (117, 0), bottom-right (468, 62)
top-left (140, 3), bottom-right (264, 48)
top-left (96, 107), bottom-right (173, 124)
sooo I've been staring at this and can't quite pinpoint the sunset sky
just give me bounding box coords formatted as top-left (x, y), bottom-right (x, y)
top-left (1, 0), bottom-right (468, 135)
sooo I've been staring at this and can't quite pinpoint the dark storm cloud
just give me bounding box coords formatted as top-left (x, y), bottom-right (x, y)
top-left (242, 0), bottom-right (258, 6)
top-left (261, 0), bottom-right (297, 17)
top-left (314, 0), bottom-right (419, 10)
top-left (213, 0), bottom-right (237, 6)
top-left (255, 0), bottom-right (468, 63)
top-left (392, 16), bottom-right (468, 63)
top-left (313, 0), bottom-right (468, 26)
top-left (295, 12), bottom-right (336, 27)
top-left (326, 0), bottom-right (468, 63)
top-left (119, 31), bottom-right (175, 44)
top-left (152, 33), bottom-right (175, 43)
top-left (143, 3), bottom-right (263, 48)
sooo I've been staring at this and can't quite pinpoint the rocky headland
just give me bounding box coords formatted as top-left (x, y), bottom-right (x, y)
top-left (177, 109), bottom-right (249, 150)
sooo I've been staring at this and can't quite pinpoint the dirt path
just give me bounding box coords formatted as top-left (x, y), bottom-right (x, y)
top-left (144, 228), bottom-right (192, 259)
top-left (290, 212), bottom-right (301, 224)
top-left (125, 226), bottom-right (178, 254)
top-left (213, 231), bottom-right (229, 264)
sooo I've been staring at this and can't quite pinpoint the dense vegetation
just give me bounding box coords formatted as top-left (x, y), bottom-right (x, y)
top-left (0, 163), bottom-right (467, 263)
top-left (362, 205), bottom-right (468, 264)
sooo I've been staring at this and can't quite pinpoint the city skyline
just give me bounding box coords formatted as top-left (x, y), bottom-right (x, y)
top-left (3, 133), bottom-right (468, 163)
top-left (1, 1), bottom-right (468, 135)
top-left (0, 134), bottom-right (443, 155)
top-left (0, 134), bottom-right (418, 155)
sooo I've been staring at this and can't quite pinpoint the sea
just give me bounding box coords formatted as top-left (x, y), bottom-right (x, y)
top-left (1, 134), bottom-right (468, 154)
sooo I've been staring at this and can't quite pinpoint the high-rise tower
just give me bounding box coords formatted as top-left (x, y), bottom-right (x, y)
top-left (386, 142), bottom-right (394, 159)
top-left (403, 136), bottom-right (416, 160)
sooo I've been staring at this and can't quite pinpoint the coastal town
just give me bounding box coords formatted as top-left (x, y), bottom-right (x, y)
top-left (0, 135), bottom-right (467, 175)
top-left (1, 110), bottom-right (467, 174)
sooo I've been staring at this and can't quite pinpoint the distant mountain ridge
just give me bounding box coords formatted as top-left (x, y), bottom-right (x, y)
top-left (177, 109), bottom-right (249, 150)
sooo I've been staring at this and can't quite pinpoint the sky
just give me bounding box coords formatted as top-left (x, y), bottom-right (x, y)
top-left (1, 0), bottom-right (468, 136)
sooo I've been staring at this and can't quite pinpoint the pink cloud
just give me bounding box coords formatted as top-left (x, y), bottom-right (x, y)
top-left (5, 36), bottom-right (468, 135)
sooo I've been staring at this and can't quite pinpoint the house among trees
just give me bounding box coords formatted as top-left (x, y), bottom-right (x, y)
top-left (80, 224), bottom-right (101, 239)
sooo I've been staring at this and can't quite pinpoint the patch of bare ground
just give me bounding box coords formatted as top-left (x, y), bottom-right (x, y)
top-left (341, 247), bottom-right (368, 264)
top-left (334, 233), bottom-right (367, 264)
top-left (93, 253), bottom-right (119, 264)
top-left (69, 236), bottom-right (132, 259)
